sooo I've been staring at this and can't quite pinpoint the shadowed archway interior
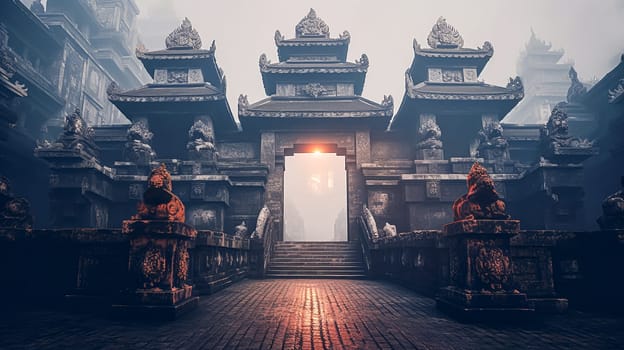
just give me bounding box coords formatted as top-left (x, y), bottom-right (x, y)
top-left (284, 152), bottom-right (347, 242)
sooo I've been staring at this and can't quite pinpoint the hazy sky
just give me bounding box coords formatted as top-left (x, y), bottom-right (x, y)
top-left (133, 0), bottom-right (624, 115)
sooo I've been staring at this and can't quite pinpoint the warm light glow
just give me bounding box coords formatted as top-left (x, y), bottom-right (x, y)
top-left (313, 149), bottom-right (321, 156)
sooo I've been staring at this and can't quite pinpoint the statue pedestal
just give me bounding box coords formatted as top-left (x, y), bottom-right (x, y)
top-left (436, 220), bottom-right (534, 321)
top-left (415, 148), bottom-right (444, 160)
top-left (112, 220), bottom-right (198, 320)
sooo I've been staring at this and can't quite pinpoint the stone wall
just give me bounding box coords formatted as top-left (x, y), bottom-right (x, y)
top-left (0, 227), bottom-right (255, 307)
top-left (360, 228), bottom-right (624, 313)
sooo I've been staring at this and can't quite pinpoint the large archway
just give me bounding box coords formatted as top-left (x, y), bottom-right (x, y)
top-left (283, 152), bottom-right (347, 241)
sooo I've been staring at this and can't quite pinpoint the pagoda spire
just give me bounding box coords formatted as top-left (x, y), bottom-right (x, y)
top-left (165, 17), bottom-right (202, 50)
top-left (295, 8), bottom-right (330, 38)
top-left (427, 17), bottom-right (464, 49)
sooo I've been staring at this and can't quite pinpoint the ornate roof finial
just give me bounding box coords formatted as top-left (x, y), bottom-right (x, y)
top-left (356, 53), bottom-right (369, 67)
top-left (567, 66), bottom-right (587, 103)
top-left (30, 0), bottom-right (45, 14)
top-left (295, 8), bottom-right (330, 38)
top-left (427, 17), bottom-right (464, 49)
top-left (165, 17), bottom-right (202, 50)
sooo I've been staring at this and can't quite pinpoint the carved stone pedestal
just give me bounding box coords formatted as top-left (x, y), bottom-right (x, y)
top-left (112, 220), bottom-right (198, 320)
top-left (415, 148), bottom-right (444, 160)
top-left (436, 220), bottom-right (534, 321)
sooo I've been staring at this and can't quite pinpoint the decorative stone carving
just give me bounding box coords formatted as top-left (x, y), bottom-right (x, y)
top-left (174, 245), bottom-right (190, 286)
top-left (0, 175), bottom-right (33, 229)
top-left (295, 9), bottom-right (329, 38)
top-left (427, 17), bottom-right (464, 49)
top-left (339, 31), bottom-right (350, 40)
top-left (452, 162), bottom-right (510, 221)
top-left (125, 120), bottom-right (156, 165)
top-left (475, 245), bottom-right (512, 291)
top-left (187, 119), bottom-right (217, 160)
top-left (383, 222), bottom-right (397, 238)
top-left (190, 183), bottom-right (204, 199)
top-left (238, 94), bottom-right (249, 115)
top-left (479, 41), bottom-right (494, 53)
top-left (258, 53), bottom-right (270, 70)
top-left (426, 181), bottom-right (441, 199)
top-left (381, 95), bottom-right (393, 108)
top-left (362, 205), bottom-right (379, 240)
top-left (356, 53), bottom-right (369, 67)
top-left (416, 118), bottom-right (443, 150)
top-left (506, 76), bottom-right (523, 91)
top-left (540, 106), bottom-right (595, 163)
top-left (165, 17), bottom-right (202, 50)
top-left (234, 221), bottom-right (248, 237)
top-left (428, 68), bottom-right (442, 82)
top-left (36, 108), bottom-right (98, 156)
top-left (476, 121), bottom-right (509, 161)
top-left (608, 78), bottom-right (624, 103)
top-left (30, 0), bottom-right (45, 14)
top-left (167, 69), bottom-right (188, 84)
top-left (132, 164), bottom-right (185, 222)
top-left (64, 108), bottom-right (94, 139)
top-left (597, 176), bottom-right (624, 230)
top-left (251, 205), bottom-right (271, 239)
top-left (106, 81), bottom-right (121, 96)
top-left (188, 69), bottom-right (203, 83)
top-left (442, 69), bottom-right (463, 82)
top-left (301, 83), bottom-right (326, 98)
top-left (274, 30), bottom-right (284, 44)
top-left (463, 68), bottom-right (478, 83)
top-left (567, 67), bottom-right (587, 103)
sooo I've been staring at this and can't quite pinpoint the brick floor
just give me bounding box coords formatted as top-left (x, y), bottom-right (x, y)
top-left (1, 279), bottom-right (623, 349)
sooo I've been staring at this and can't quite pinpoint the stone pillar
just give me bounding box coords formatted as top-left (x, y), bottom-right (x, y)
top-left (415, 114), bottom-right (444, 160)
top-left (436, 220), bottom-right (533, 320)
top-left (436, 162), bottom-right (533, 320)
top-left (112, 164), bottom-right (198, 320)
top-left (113, 220), bottom-right (198, 320)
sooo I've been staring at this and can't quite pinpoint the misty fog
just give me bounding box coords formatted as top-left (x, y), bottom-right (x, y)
top-left (284, 153), bottom-right (347, 242)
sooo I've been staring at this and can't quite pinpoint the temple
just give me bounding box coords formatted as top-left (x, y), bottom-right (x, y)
top-left (1, 4), bottom-right (624, 334)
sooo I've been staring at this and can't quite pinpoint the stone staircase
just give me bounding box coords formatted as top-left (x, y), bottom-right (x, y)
top-left (266, 241), bottom-right (367, 278)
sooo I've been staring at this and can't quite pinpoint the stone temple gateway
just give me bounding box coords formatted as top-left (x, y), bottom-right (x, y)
top-left (2, 4), bottom-right (624, 324)
top-left (39, 10), bottom-right (590, 237)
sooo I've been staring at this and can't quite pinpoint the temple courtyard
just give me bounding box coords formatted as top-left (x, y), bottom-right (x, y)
top-left (1, 279), bottom-right (622, 350)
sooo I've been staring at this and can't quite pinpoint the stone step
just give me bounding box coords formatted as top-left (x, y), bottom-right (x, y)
top-left (271, 256), bottom-right (362, 264)
top-left (264, 274), bottom-right (367, 279)
top-left (266, 269), bottom-right (367, 275)
top-left (269, 264), bottom-right (364, 271)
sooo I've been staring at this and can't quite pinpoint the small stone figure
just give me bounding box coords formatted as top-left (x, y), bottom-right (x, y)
top-left (0, 175), bottom-right (33, 229)
top-left (187, 119), bottom-right (217, 160)
top-left (132, 164), bottom-right (185, 222)
top-left (476, 121), bottom-right (509, 160)
top-left (383, 222), bottom-right (397, 238)
top-left (234, 221), bottom-right (248, 237)
top-left (125, 120), bottom-right (156, 165)
top-left (452, 162), bottom-right (510, 221)
top-left (416, 119), bottom-right (443, 150)
top-left (567, 66), bottom-right (587, 103)
top-left (540, 107), bottom-right (594, 162)
top-left (597, 176), bottom-right (624, 230)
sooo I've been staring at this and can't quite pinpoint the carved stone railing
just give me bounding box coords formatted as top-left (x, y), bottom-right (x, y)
top-left (357, 216), bottom-right (375, 275)
top-left (0, 227), bottom-right (252, 309)
top-left (192, 230), bottom-right (251, 295)
top-left (249, 216), bottom-right (276, 278)
top-left (358, 229), bottom-right (624, 313)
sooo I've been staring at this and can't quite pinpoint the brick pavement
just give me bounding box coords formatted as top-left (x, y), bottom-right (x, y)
top-left (1, 279), bottom-right (623, 349)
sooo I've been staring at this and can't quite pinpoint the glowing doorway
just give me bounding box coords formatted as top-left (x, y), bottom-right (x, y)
top-left (284, 153), bottom-right (347, 241)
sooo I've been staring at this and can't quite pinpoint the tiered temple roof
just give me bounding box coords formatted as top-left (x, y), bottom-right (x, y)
top-left (239, 9), bottom-right (392, 130)
top-left (391, 17), bottom-right (524, 129)
top-left (108, 18), bottom-right (237, 133)
top-left (503, 30), bottom-right (572, 125)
